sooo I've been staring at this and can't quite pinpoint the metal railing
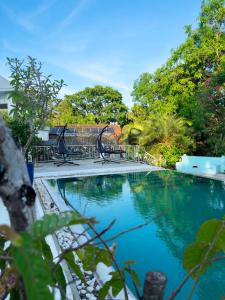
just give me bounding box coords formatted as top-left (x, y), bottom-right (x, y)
top-left (31, 144), bottom-right (142, 164)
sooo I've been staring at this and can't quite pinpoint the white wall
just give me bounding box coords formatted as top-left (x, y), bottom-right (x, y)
top-left (0, 199), bottom-right (10, 224)
top-left (176, 155), bottom-right (225, 175)
top-left (0, 92), bottom-right (12, 111)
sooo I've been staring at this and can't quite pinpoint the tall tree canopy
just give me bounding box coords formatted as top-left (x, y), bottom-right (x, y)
top-left (131, 0), bottom-right (225, 155)
top-left (132, 0), bottom-right (225, 113)
top-left (51, 85), bottom-right (128, 126)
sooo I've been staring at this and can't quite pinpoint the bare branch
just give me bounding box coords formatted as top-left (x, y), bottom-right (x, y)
top-left (169, 255), bottom-right (225, 300)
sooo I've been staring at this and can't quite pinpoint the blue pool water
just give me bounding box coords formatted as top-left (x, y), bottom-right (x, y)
top-left (49, 171), bottom-right (225, 299)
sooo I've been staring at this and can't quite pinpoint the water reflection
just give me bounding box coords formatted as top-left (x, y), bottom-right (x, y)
top-left (50, 171), bottom-right (225, 299)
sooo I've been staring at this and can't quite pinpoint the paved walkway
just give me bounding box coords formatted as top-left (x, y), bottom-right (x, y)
top-left (34, 159), bottom-right (163, 179)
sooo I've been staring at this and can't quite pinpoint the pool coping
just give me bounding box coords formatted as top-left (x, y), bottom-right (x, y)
top-left (34, 163), bottom-right (163, 180)
top-left (177, 170), bottom-right (225, 182)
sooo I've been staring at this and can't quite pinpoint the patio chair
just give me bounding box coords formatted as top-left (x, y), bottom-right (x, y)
top-left (55, 124), bottom-right (81, 167)
top-left (94, 125), bottom-right (126, 164)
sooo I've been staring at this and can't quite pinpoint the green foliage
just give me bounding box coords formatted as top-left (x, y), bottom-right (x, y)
top-left (12, 234), bottom-right (54, 300)
top-left (29, 211), bottom-right (94, 238)
top-left (159, 145), bottom-right (184, 167)
top-left (183, 218), bottom-right (225, 280)
top-left (98, 262), bottom-right (140, 300)
top-left (191, 64), bottom-right (225, 155)
top-left (131, 0), bottom-right (225, 156)
top-left (7, 56), bottom-right (65, 152)
top-left (0, 212), bottom-right (94, 300)
top-left (51, 85), bottom-right (128, 126)
top-left (77, 244), bottom-right (112, 271)
top-left (122, 113), bottom-right (195, 167)
top-left (63, 252), bottom-right (85, 282)
top-left (1, 114), bottom-right (41, 148)
top-left (0, 211), bottom-right (139, 300)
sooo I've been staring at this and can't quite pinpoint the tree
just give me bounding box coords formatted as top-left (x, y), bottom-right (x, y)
top-left (192, 64), bottom-right (225, 155)
top-left (122, 114), bottom-right (195, 166)
top-left (132, 0), bottom-right (225, 117)
top-left (52, 85), bottom-right (128, 126)
top-left (131, 0), bottom-right (225, 156)
top-left (49, 97), bottom-right (95, 126)
top-left (7, 56), bottom-right (65, 154)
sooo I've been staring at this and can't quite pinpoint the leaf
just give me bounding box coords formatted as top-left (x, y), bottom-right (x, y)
top-left (0, 236), bottom-right (6, 254)
top-left (183, 241), bottom-right (218, 278)
top-left (183, 218), bottom-right (225, 279)
top-left (124, 260), bottom-right (136, 265)
top-left (110, 277), bottom-right (124, 297)
top-left (52, 263), bottom-right (66, 300)
top-left (98, 282), bottom-right (110, 300)
top-left (9, 288), bottom-right (20, 300)
top-left (40, 239), bottom-right (53, 261)
top-left (63, 252), bottom-right (85, 282)
top-left (197, 219), bottom-right (223, 244)
top-left (30, 212), bottom-right (95, 238)
top-left (12, 233), bottom-right (54, 300)
top-left (125, 268), bottom-right (141, 287)
top-left (0, 226), bottom-right (22, 246)
top-left (77, 245), bottom-right (112, 272)
top-left (99, 272), bottom-right (124, 298)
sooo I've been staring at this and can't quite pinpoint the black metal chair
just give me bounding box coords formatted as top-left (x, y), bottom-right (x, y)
top-left (94, 125), bottom-right (126, 164)
top-left (55, 124), bottom-right (81, 167)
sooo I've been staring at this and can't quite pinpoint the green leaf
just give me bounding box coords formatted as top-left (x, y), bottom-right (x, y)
top-left (110, 277), bottom-right (124, 297)
top-left (30, 212), bottom-right (94, 238)
top-left (183, 241), bottom-right (218, 278)
top-left (41, 239), bottom-right (53, 261)
top-left (0, 236), bottom-right (6, 253)
top-left (98, 283), bottom-right (110, 300)
top-left (99, 272), bottom-right (124, 298)
top-left (63, 252), bottom-right (85, 282)
top-left (52, 263), bottom-right (66, 300)
top-left (125, 267), bottom-right (141, 287)
top-left (12, 233), bottom-right (54, 300)
top-left (9, 288), bottom-right (20, 300)
top-left (0, 237), bottom-right (6, 270)
top-left (77, 245), bottom-right (112, 272)
top-left (197, 219), bottom-right (222, 243)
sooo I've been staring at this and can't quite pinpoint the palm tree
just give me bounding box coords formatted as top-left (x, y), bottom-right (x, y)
top-left (122, 113), bottom-right (195, 166)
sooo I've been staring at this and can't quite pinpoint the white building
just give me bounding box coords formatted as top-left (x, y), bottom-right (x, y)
top-left (0, 75), bottom-right (12, 111)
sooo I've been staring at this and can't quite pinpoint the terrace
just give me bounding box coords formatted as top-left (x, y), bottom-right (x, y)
top-left (34, 158), bottom-right (162, 179)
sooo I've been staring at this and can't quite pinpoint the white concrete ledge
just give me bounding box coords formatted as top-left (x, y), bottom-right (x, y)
top-left (34, 160), bottom-right (163, 179)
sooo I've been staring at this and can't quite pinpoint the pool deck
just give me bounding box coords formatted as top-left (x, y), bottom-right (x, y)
top-left (34, 159), bottom-right (163, 179)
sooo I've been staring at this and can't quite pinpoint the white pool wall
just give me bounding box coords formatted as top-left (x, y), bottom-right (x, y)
top-left (176, 155), bottom-right (225, 175)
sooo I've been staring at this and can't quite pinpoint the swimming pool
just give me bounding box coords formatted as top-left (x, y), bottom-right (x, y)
top-left (49, 170), bottom-right (225, 299)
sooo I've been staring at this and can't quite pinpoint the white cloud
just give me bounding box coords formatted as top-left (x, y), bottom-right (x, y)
top-left (46, 57), bottom-right (133, 106)
top-left (58, 86), bottom-right (76, 98)
top-left (57, 0), bottom-right (92, 32)
top-left (0, 0), bottom-right (56, 32)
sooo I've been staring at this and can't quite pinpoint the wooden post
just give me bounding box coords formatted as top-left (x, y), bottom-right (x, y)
top-left (0, 116), bottom-right (36, 232)
top-left (142, 271), bottom-right (167, 300)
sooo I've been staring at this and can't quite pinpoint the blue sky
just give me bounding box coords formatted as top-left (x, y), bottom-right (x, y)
top-left (0, 0), bottom-right (202, 106)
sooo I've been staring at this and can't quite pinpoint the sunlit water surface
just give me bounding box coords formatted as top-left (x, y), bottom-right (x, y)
top-left (49, 171), bottom-right (225, 300)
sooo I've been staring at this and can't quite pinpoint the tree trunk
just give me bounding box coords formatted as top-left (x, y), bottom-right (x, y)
top-left (23, 129), bottom-right (38, 156)
top-left (142, 272), bottom-right (167, 300)
top-left (0, 116), bottom-right (36, 232)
